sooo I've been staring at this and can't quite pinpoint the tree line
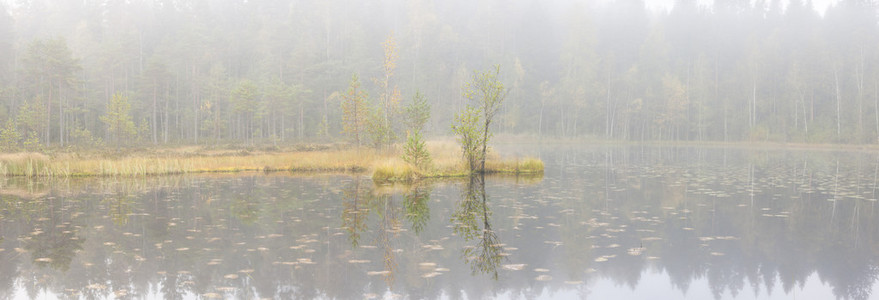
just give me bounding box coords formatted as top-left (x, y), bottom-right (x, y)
top-left (0, 0), bottom-right (877, 149)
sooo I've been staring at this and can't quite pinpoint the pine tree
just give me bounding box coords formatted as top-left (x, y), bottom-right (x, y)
top-left (0, 118), bottom-right (20, 152)
top-left (100, 93), bottom-right (136, 145)
top-left (341, 74), bottom-right (370, 147)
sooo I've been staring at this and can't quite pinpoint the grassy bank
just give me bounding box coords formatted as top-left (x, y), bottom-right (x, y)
top-left (0, 141), bottom-right (543, 182)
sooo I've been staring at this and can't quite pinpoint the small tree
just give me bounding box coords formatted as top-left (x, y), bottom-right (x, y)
top-left (0, 118), bottom-right (20, 151)
top-left (341, 74), bottom-right (370, 147)
top-left (456, 65), bottom-right (507, 173)
top-left (100, 93), bottom-right (136, 145)
top-left (403, 130), bottom-right (431, 170)
top-left (366, 106), bottom-right (392, 149)
top-left (452, 106), bottom-right (483, 172)
top-left (404, 91), bottom-right (430, 132)
top-left (402, 91), bottom-right (432, 170)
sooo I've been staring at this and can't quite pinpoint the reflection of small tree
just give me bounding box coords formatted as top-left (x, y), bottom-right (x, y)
top-left (24, 215), bottom-right (84, 272)
top-left (341, 178), bottom-right (370, 247)
top-left (230, 196), bottom-right (259, 224)
top-left (451, 174), bottom-right (503, 279)
top-left (374, 194), bottom-right (399, 287)
top-left (404, 184), bottom-right (431, 235)
top-left (103, 194), bottom-right (133, 226)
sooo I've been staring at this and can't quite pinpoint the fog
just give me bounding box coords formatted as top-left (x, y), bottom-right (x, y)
top-left (0, 0), bottom-right (876, 148)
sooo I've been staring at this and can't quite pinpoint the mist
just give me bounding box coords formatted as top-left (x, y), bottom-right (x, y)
top-left (0, 0), bottom-right (876, 147)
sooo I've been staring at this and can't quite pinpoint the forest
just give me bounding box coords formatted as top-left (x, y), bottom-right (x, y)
top-left (0, 0), bottom-right (878, 149)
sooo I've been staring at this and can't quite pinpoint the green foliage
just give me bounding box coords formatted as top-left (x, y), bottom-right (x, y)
top-left (404, 185), bottom-right (431, 234)
top-left (68, 125), bottom-right (101, 148)
top-left (457, 65), bottom-right (506, 173)
top-left (402, 130), bottom-right (431, 170)
top-left (452, 106), bottom-right (483, 172)
top-left (22, 132), bottom-right (41, 152)
top-left (100, 93), bottom-right (137, 144)
top-left (451, 175), bottom-right (502, 279)
top-left (366, 106), bottom-right (393, 149)
top-left (404, 91), bottom-right (431, 133)
top-left (16, 99), bottom-right (45, 141)
top-left (0, 118), bottom-right (20, 151)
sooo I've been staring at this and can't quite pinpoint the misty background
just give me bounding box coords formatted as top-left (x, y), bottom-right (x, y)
top-left (0, 0), bottom-right (877, 147)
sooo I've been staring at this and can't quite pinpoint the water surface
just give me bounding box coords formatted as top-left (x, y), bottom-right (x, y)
top-left (2, 145), bottom-right (879, 299)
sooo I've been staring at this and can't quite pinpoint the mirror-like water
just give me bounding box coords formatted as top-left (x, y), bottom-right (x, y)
top-left (2, 145), bottom-right (879, 299)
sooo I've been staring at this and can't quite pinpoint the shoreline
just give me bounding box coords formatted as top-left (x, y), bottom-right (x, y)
top-left (0, 141), bottom-right (544, 182)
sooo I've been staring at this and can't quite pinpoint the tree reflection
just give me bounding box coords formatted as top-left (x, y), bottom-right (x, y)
top-left (403, 184), bottom-right (431, 235)
top-left (341, 178), bottom-right (370, 247)
top-left (452, 174), bottom-right (504, 280)
top-left (24, 198), bottom-right (84, 272)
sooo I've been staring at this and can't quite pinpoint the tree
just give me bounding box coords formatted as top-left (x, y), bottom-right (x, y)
top-left (402, 91), bottom-right (432, 170)
top-left (452, 106), bottom-right (482, 172)
top-left (230, 79), bottom-right (259, 144)
top-left (18, 38), bottom-right (81, 147)
top-left (374, 33), bottom-right (402, 148)
top-left (341, 74), bottom-right (369, 147)
top-left (100, 93), bottom-right (136, 144)
top-left (404, 91), bottom-right (430, 132)
top-left (16, 98), bottom-right (45, 144)
top-left (462, 65), bottom-right (507, 173)
top-left (0, 118), bottom-right (20, 151)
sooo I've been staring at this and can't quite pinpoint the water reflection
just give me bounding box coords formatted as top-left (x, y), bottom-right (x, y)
top-left (3, 147), bottom-right (879, 299)
top-left (452, 174), bottom-right (504, 279)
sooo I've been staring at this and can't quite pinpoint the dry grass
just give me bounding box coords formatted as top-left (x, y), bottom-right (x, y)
top-left (0, 141), bottom-right (543, 181)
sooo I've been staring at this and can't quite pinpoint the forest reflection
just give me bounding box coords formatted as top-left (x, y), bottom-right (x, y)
top-left (1, 147), bottom-right (879, 299)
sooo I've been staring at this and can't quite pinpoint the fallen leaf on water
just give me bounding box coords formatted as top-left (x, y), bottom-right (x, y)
top-left (367, 271), bottom-right (391, 276)
top-left (502, 264), bottom-right (526, 271)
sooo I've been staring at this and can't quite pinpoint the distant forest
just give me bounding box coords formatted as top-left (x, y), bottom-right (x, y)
top-left (0, 0), bottom-right (878, 148)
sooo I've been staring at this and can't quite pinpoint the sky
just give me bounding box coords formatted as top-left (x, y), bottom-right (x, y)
top-left (643, 0), bottom-right (840, 15)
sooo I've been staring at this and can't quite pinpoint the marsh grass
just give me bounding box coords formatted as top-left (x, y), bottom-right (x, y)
top-left (0, 141), bottom-right (543, 181)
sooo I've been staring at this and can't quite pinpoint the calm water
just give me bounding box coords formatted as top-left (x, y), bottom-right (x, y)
top-left (3, 145), bottom-right (879, 299)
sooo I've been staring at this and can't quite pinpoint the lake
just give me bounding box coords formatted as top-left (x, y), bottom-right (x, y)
top-left (2, 145), bottom-right (879, 299)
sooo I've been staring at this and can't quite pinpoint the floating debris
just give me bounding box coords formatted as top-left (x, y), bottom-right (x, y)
top-left (534, 268), bottom-right (550, 273)
top-left (421, 272), bottom-right (442, 278)
top-left (502, 264), bottom-right (526, 271)
top-left (34, 257), bottom-right (53, 263)
top-left (367, 271), bottom-right (391, 276)
top-left (348, 260), bottom-right (370, 264)
top-left (203, 293), bottom-right (223, 299)
top-left (710, 252), bottom-right (724, 256)
top-left (224, 274), bottom-right (239, 279)
top-left (627, 248), bottom-right (643, 256)
top-left (418, 262), bottom-right (437, 269)
top-left (535, 275), bottom-right (552, 281)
